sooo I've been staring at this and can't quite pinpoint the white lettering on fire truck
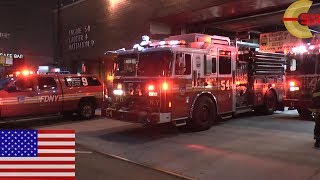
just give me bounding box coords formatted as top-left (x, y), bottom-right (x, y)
top-left (40, 95), bottom-right (60, 103)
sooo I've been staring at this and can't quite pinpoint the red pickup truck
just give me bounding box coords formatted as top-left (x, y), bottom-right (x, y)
top-left (0, 73), bottom-right (103, 120)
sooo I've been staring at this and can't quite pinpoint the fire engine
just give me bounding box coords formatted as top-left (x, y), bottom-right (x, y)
top-left (105, 33), bottom-right (286, 130)
top-left (284, 44), bottom-right (320, 117)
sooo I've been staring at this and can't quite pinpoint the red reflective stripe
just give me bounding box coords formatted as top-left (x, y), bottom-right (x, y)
top-left (38, 146), bottom-right (75, 149)
top-left (38, 153), bottom-right (75, 157)
top-left (38, 130), bottom-right (75, 134)
top-left (0, 169), bottom-right (75, 172)
top-left (38, 138), bottom-right (75, 141)
top-left (0, 178), bottom-right (74, 180)
top-left (0, 161), bottom-right (75, 165)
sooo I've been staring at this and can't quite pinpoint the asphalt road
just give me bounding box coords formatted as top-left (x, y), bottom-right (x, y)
top-left (2, 110), bottom-right (320, 180)
top-left (76, 144), bottom-right (186, 180)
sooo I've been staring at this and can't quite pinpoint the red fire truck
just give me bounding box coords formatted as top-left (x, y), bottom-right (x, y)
top-left (284, 45), bottom-right (320, 118)
top-left (105, 34), bottom-right (286, 130)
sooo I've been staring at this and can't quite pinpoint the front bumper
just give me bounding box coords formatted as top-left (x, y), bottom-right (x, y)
top-left (104, 108), bottom-right (171, 124)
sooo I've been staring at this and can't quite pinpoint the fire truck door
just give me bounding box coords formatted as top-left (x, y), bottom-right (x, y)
top-left (37, 77), bottom-right (62, 115)
top-left (172, 53), bottom-right (192, 119)
top-left (2, 77), bottom-right (38, 117)
top-left (217, 50), bottom-right (233, 114)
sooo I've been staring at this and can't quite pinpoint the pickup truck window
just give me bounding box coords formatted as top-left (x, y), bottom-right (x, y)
top-left (10, 78), bottom-right (35, 92)
top-left (38, 77), bottom-right (57, 91)
top-left (64, 77), bottom-right (101, 87)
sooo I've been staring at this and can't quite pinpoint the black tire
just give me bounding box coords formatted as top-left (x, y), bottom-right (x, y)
top-left (261, 91), bottom-right (277, 115)
top-left (297, 108), bottom-right (312, 119)
top-left (189, 96), bottom-right (216, 131)
top-left (78, 101), bottom-right (95, 120)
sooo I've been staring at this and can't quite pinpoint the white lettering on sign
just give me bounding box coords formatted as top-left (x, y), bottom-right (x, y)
top-left (40, 95), bottom-right (60, 103)
top-left (0, 32), bottom-right (10, 39)
top-left (68, 25), bottom-right (95, 51)
top-left (0, 53), bottom-right (23, 59)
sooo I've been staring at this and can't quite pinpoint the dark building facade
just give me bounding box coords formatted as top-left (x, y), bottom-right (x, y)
top-left (0, 0), bottom-right (58, 76)
top-left (57, 0), bottom-right (294, 77)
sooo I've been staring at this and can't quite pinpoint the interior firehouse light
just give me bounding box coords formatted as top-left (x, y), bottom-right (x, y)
top-left (309, 45), bottom-right (316, 50)
top-left (292, 45), bottom-right (307, 54)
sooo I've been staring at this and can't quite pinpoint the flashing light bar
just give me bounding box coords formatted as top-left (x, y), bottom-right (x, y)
top-left (133, 35), bottom-right (187, 51)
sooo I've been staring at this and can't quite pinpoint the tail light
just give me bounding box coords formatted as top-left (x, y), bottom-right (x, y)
top-left (162, 82), bottom-right (169, 91)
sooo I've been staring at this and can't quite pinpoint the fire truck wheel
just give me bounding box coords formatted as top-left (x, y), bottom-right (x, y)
top-left (262, 91), bottom-right (277, 115)
top-left (79, 101), bottom-right (95, 120)
top-left (190, 96), bottom-right (216, 131)
top-left (297, 108), bottom-right (312, 119)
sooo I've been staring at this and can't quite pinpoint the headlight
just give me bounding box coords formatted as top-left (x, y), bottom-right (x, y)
top-left (113, 89), bottom-right (124, 95)
top-left (290, 87), bottom-right (299, 92)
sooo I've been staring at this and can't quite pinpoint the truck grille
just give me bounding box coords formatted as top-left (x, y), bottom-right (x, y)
top-left (301, 76), bottom-right (314, 91)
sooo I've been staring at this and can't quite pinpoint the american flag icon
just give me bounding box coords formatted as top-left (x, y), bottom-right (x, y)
top-left (0, 130), bottom-right (75, 180)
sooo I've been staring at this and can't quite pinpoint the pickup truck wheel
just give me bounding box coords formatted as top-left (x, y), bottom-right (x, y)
top-left (79, 102), bottom-right (95, 120)
top-left (189, 96), bottom-right (216, 131)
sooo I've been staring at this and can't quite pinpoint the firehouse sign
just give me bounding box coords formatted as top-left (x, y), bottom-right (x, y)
top-left (68, 25), bottom-right (95, 51)
top-left (259, 31), bottom-right (302, 53)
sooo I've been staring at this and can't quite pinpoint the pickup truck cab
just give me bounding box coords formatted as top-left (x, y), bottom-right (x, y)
top-left (0, 73), bottom-right (103, 120)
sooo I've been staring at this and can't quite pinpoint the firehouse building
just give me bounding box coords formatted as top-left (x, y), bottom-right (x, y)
top-left (58, 0), bottom-right (301, 78)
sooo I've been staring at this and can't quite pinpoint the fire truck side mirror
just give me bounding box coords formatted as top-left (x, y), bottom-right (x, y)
top-left (290, 59), bottom-right (297, 71)
top-left (205, 55), bottom-right (212, 75)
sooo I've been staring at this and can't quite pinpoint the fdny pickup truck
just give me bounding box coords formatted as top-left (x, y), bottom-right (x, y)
top-left (0, 73), bottom-right (103, 120)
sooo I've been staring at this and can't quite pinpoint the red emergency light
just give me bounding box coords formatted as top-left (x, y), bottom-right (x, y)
top-left (16, 70), bottom-right (34, 76)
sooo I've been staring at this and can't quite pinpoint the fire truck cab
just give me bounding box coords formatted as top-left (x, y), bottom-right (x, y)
top-left (284, 49), bottom-right (320, 118)
top-left (0, 73), bottom-right (103, 120)
top-left (105, 34), bottom-right (285, 130)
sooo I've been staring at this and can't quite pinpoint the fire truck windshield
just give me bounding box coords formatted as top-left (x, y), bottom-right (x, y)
top-left (115, 51), bottom-right (172, 77)
top-left (287, 54), bottom-right (320, 74)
